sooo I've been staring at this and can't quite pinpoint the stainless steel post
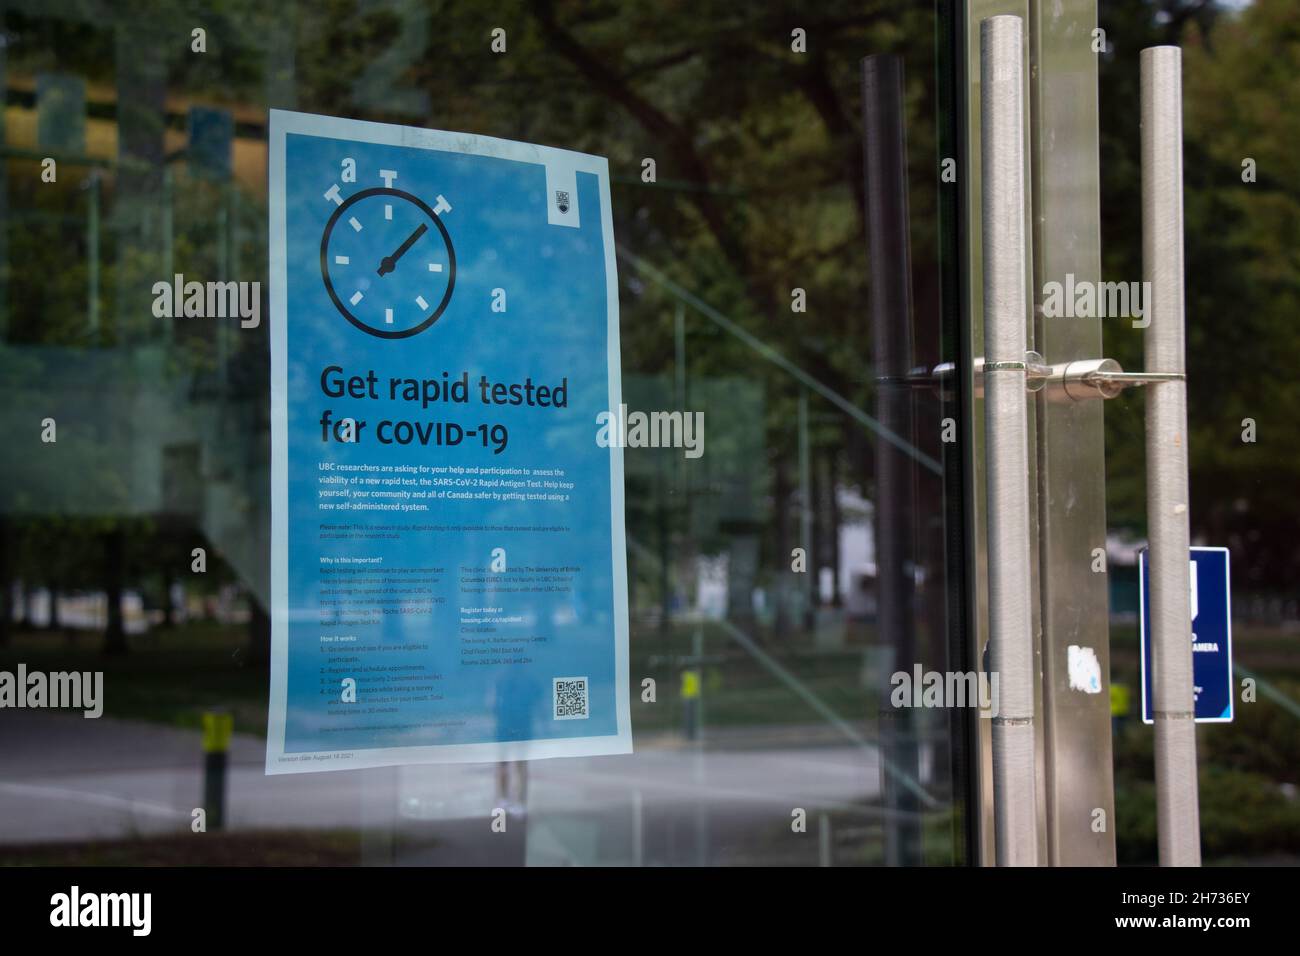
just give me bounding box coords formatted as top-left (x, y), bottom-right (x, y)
top-left (1141, 44), bottom-right (1201, 867)
top-left (980, 14), bottom-right (1038, 867)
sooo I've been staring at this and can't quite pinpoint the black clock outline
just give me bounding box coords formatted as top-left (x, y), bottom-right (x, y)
top-left (319, 186), bottom-right (457, 340)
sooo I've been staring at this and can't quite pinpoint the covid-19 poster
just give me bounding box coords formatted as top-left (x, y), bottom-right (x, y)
top-left (266, 110), bottom-right (631, 773)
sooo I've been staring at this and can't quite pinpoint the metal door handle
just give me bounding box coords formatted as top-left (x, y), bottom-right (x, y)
top-left (1142, 44), bottom-right (1201, 868)
top-left (1043, 358), bottom-right (1183, 402)
top-left (979, 13), bottom-right (1039, 868)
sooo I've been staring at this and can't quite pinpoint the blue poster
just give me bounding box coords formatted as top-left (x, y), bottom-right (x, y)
top-left (266, 111), bottom-right (631, 772)
top-left (1140, 546), bottom-right (1233, 724)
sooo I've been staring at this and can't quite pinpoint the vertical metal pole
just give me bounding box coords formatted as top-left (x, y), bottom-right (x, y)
top-left (228, 183), bottom-right (239, 277)
top-left (691, 623), bottom-right (704, 737)
top-left (1141, 45), bottom-right (1201, 867)
top-left (87, 172), bottom-right (100, 338)
top-left (201, 709), bottom-right (232, 831)
top-left (980, 15), bottom-right (1038, 867)
top-left (162, 165), bottom-right (174, 339)
top-left (862, 52), bottom-right (923, 866)
top-left (690, 624), bottom-right (706, 865)
top-left (674, 301), bottom-right (686, 410)
top-left (797, 391), bottom-right (813, 616)
top-left (632, 789), bottom-right (644, 867)
top-left (218, 182), bottom-right (233, 392)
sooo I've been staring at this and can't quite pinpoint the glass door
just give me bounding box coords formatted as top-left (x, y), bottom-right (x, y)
top-left (0, 0), bottom-right (974, 867)
top-left (962, 0), bottom-right (1118, 866)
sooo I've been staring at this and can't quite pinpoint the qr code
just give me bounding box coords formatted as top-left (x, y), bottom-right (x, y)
top-left (553, 677), bottom-right (588, 720)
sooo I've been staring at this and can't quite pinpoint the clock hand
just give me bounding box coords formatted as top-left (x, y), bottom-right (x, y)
top-left (377, 222), bottom-right (429, 276)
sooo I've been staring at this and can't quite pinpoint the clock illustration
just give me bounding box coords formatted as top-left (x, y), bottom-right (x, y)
top-left (319, 186), bottom-right (456, 339)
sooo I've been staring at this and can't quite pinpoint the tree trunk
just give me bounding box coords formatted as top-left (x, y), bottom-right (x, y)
top-left (771, 456), bottom-right (792, 640)
top-left (20, 586), bottom-right (36, 630)
top-left (103, 530), bottom-right (128, 655)
top-left (160, 565), bottom-right (175, 629)
top-left (45, 578), bottom-right (61, 631)
top-left (828, 450), bottom-right (843, 608)
top-left (248, 598), bottom-right (270, 665)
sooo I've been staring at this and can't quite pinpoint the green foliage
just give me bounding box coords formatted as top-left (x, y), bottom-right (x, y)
top-left (1200, 677), bottom-right (1300, 783)
top-left (1100, 0), bottom-right (1300, 591)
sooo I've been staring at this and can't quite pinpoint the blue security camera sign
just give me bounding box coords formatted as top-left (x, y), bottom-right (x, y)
top-left (1140, 547), bottom-right (1234, 723)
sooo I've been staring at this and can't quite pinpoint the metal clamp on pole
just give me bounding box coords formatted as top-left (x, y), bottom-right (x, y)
top-left (981, 14), bottom-right (1039, 867)
top-left (1142, 44), bottom-right (1202, 867)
